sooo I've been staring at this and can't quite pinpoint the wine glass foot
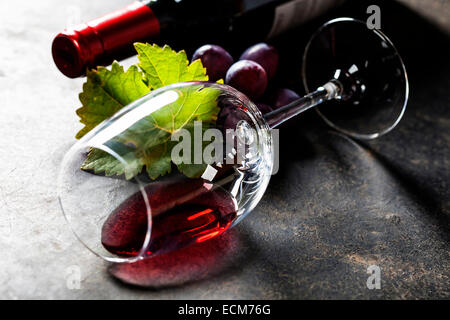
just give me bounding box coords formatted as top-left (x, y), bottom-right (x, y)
top-left (302, 18), bottom-right (409, 140)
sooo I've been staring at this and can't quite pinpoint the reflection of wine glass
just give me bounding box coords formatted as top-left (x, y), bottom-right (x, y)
top-left (58, 18), bottom-right (408, 263)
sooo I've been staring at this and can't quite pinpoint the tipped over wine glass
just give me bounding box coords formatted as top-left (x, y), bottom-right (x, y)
top-left (58, 18), bottom-right (408, 263)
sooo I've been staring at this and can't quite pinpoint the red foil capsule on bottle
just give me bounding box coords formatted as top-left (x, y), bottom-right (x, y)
top-left (52, 1), bottom-right (160, 78)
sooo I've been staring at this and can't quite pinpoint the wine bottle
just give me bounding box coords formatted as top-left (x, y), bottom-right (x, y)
top-left (52, 0), bottom-right (342, 78)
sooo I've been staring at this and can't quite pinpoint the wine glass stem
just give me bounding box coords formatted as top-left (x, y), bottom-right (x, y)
top-left (264, 81), bottom-right (340, 129)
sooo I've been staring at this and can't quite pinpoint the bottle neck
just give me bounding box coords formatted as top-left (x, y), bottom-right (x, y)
top-left (52, 1), bottom-right (160, 78)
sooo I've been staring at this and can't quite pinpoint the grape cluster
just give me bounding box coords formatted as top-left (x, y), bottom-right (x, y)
top-left (191, 43), bottom-right (300, 115)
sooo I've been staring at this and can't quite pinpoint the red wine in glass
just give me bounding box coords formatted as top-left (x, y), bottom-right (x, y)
top-left (101, 178), bottom-right (237, 258)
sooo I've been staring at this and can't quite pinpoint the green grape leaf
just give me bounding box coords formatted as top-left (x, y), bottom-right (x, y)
top-left (80, 148), bottom-right (144, 180)
top-left (175, 123), bottom-right (215, 179)
top-left (75, 62), bottom-right (149, 139)
top-left (76, 44), bottom-right (219, 180)
top-left (135, 43), bottom-right (209, 89)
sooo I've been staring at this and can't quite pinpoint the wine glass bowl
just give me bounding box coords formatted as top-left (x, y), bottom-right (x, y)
top-left (58, 82), bottom-right (273, 262)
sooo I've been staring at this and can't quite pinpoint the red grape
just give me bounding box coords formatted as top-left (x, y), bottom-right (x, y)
top-left (239, 43), bottom-right (279, 80)
top-left (192, 45), bottom-right (234, 82)
top-left (225, 60), bottom-right (268, 100)
top-left (271, 88), bottom-right (300, 109)
top-left (256, 103), bottom-right (273, 114)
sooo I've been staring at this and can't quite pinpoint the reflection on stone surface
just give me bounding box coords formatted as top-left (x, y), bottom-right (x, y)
top-left (108, 229), bottom-right (247, 288)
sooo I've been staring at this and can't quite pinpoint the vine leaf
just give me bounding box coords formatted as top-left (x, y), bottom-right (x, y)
top-left (76, 44), bottom-right (219, 180)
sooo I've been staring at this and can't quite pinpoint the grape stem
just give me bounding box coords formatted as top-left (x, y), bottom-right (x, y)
top-left (264, 81), bottom-right (341, 129)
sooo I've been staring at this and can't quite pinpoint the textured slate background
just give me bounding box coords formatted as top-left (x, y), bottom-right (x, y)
top-left (0, 0), bottom-right (448, 299)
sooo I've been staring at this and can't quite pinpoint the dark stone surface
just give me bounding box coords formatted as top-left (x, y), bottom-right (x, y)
top-left (0, 0), bottom-right (448, 299)
top-left (254, 0), bottom-right (450, 299)
top-left (107, 0), bottom-right (450, 299)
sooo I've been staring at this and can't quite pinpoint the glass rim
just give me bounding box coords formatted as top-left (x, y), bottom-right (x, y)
top-left (58, 140), bottom-right (152, 264)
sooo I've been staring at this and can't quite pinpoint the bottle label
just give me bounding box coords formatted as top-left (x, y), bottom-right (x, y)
top-left (267, 0), bottom-right (339, 38)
